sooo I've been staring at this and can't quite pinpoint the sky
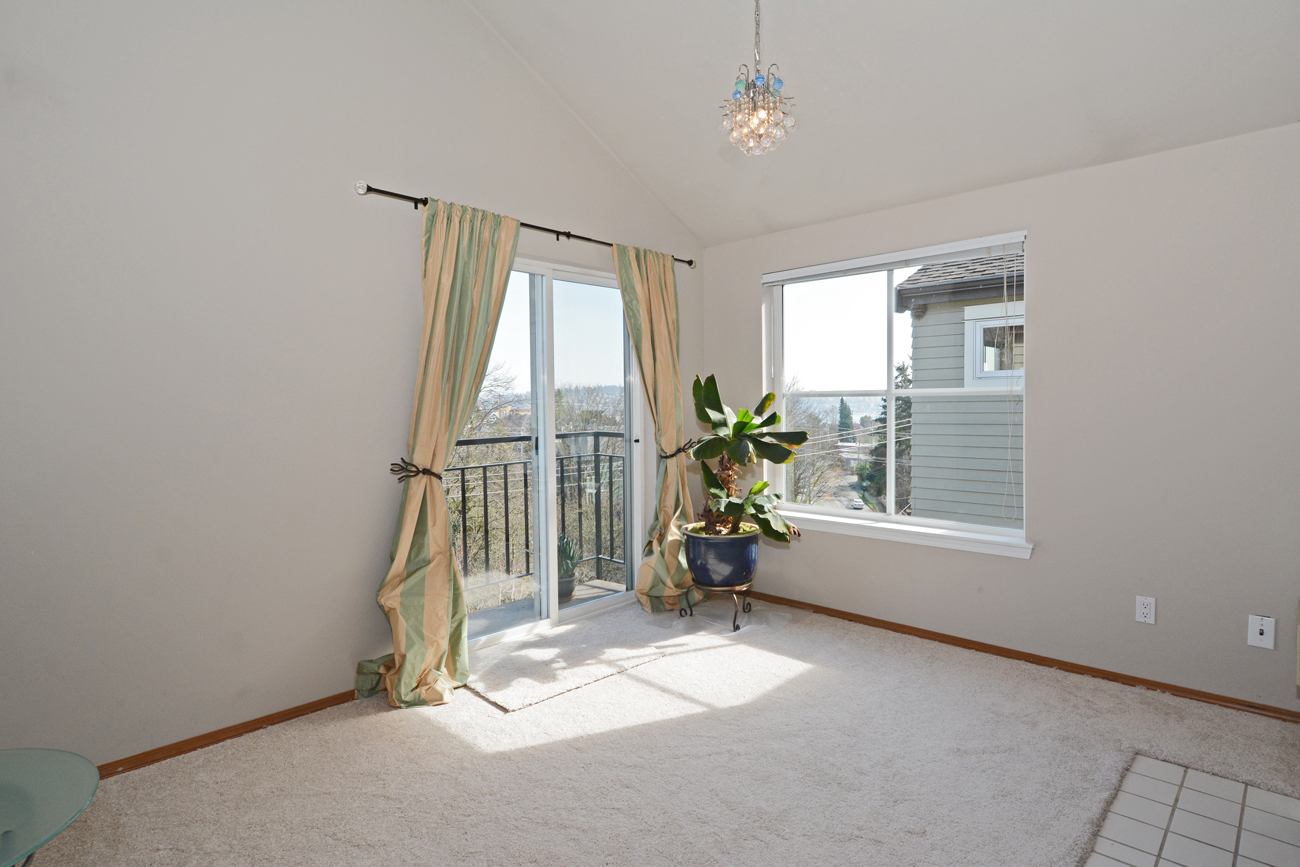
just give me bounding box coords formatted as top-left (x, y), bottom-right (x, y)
top-left (783, 266), bottom-right (919, 392)
top-left (488, 272), bottom-right (626, 395)
top-left (491, 266), bottom-right (920, 398)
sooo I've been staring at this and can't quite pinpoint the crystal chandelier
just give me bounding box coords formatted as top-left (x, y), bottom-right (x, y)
top-left (722, 0), bottom-right (795, 156)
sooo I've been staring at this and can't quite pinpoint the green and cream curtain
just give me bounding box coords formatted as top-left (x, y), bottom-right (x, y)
top-left (613, 244), bottom-right (704, 614)
top-left (357, 200), bottom-right (519, 707)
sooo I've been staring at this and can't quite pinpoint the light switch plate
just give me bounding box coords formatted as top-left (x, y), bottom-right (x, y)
top-left (1248, 615), bottom-right (1275, 649)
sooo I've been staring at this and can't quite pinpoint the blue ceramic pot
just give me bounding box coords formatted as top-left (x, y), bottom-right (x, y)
top-left (684, 523), bottom-right (760, 589)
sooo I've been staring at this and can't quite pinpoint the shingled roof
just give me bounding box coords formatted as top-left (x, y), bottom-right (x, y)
top-left (894, 253), bottom-right (1023, 312)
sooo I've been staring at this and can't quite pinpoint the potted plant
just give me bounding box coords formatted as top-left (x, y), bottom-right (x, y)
top-left (557, 533), bottom-right (579, 602)
top-left (683, 375), bottom-right (809, 590)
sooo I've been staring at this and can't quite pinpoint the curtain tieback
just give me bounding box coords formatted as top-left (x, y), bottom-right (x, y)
top-left (657, 439), bottom-right (699, 461)
top-left (390, 457), bottom-right (443, 482)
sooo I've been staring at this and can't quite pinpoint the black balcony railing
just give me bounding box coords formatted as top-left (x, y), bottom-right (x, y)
top-left (444, 431), bottom-right (627, 593)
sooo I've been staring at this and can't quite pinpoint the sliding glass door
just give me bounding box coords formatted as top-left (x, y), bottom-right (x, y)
top-left (552, 277), bottom-right (637, 611)
top-left (457, 271), bottom-right (538, 639)
top-left (457, 263), bottom-right (642, 642)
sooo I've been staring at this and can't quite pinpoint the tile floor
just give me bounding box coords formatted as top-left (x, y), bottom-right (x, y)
top-left (1087, 755), bottom-right (1300, 867)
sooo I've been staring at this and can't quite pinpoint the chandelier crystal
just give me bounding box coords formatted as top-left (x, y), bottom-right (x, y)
top-left (722, 0), bottom-right (794, 156)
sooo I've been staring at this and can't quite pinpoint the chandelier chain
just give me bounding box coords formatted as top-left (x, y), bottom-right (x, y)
top-left (754, 0), bottom-right (761, 71)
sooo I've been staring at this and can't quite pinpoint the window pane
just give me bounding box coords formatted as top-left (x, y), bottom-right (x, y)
top-left (784, 272), bottom-right (888, 392)
top-left (981, 323), bottom-right (1024, 372)
top-left (553, 279), bottom-right (632, 609)
top-left (893, 254), bottom-right (1023, 389)
top-left (890, 266), bottom-right (920, 387)
top-left (783, 394), bottom-right (886, 511)
top-left (897, 393), bottom-right (1024, 529)
top-left (453, 271), bottom-right (538, 639)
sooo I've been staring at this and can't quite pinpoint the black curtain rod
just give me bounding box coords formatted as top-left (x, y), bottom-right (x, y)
top-left (355, 183), bottom-right (695, 268)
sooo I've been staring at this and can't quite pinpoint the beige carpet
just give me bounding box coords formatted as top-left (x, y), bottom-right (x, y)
top-left (44, 600), bottom-right (1300, 867)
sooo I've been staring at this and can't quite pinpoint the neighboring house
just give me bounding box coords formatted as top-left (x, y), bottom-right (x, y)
top-left (894, 254), bottom-right (1025, 528)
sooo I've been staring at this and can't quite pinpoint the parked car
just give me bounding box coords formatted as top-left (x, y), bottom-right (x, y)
top-left (848, 496), bottom-right (865, 510)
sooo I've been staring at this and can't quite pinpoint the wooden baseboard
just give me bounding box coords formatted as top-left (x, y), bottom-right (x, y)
top-left (98, 690), bottom-right (356, 778)
top-left (749, 592), bottom-right (1300, 725)
top-left (95, 599), bottom-right (1295, 779)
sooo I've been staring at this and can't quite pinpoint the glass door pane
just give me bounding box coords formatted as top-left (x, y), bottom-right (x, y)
top-left (552, 278), bottom-right (634, 611)
top-left (460, 271), bottom-right (539, 639)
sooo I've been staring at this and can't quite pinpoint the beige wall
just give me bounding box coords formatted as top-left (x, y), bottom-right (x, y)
top-left (687, 122), bottom-right (1300, 713)
top-left (0, 1), bottom-right (700, 764)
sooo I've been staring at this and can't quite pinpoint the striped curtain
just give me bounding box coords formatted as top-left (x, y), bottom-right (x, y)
top-left (613, 245), bottom-right (704, 613)
top-left (357, 200), bottom-right (519, 707)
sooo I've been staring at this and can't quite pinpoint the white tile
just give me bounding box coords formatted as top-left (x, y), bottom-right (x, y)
top-left (1087, 853), bottom-right (1131, 867)
top-left (1183, 769), bottom-right (1245, 803)
top-left (1132, 755), bottom-right (1187, 785)
top-left (1159, 832), bottom-right (1234, 867)
top-left (1094, 835), bottom-right (1158, 867)
top-left (1100, 811), bottom-right (1167, 855)
top-left (1122, 772), bottom-right (1181, 805)
top-left (1238, 829), bottom-right (1300, 867)
top-left (1176, 788), bottom-right (1242, 826)
top-left (1248, 787), bottom-right (1300, 823)
top-left (1244, 806), bottom-right (1300, 847)
top-left (1112, 791), bottom-right (1175, 828)
top-left (1235, 858), bottom-right (1274, 867)
top-left (1169, 809), bottom-right (1239, 852)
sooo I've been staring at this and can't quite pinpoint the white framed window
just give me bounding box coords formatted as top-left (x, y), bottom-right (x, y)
top-left (964, 301), bottom-right (1024, 388)
top-left (762, 233), bottom-right (1031, 558)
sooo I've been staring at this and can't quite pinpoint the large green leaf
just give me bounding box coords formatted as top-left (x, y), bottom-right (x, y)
top-left (764, 430), bottom-right (810, 446)
top-left (752, 498), bottom-right (797, 542)
top-left (748, 480), bottom-right (771, 496)
top-left (748, 437), bottom-right (795, 465)
top-left (720, 497), bottom-right (746, 518)
top-left (753, 392), bottom-right (775, 416)
top-left (751, 411), bottom-right (780, 430)
top-left (731, 407), bottom-right (757, 439)
top-left (691, 435), bottom-right (729, 461)
top-left (693, 375), bottom-right (728, 434)
top-left (751, 512), bottom-right (782, 542)
top-left (726, 437), bottom-right (754, 465)
top-left (691, 376), bottom-right (709, 424)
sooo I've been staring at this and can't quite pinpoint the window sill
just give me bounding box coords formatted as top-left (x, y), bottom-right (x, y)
top-left (778, 508), bottom-right (1034, 559)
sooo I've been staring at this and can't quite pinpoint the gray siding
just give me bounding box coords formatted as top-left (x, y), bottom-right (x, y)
top-left (899, 298), bottom-right (1025, 529)
top-left (902, 390), bottom-right (1024, 529)
top-left (907, 301), bottom-right (965, 388)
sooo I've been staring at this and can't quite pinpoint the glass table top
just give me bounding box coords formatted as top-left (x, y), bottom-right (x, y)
top-left (0, 749), bottom-right (98, 867)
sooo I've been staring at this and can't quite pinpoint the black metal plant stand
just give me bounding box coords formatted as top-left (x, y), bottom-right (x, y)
top-left (679, 582), bottom-right (753, 632)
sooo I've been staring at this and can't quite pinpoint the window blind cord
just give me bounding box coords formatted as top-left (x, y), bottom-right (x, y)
top-left (1000, 252), bottom-right (1019, 522)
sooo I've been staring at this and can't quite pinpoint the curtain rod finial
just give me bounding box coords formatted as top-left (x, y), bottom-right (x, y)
top-left (355, 182), bottom-right (370, 195)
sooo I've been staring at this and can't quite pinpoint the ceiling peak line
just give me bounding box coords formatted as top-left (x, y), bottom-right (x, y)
top-left (460, 0), bottom-right (702, 250)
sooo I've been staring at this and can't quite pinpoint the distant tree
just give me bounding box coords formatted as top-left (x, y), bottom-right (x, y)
top-left (784, 380), bottom-right (842, 507)
top-left (856, 362), bottom-right (912, 513)
top-left (894, 362), bottom-right (912, 514)
top-left (838, 398), bottom-right (854, 443)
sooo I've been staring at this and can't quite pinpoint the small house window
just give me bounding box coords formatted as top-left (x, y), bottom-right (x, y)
top-left (964, 301), bottom-right (1024, 387)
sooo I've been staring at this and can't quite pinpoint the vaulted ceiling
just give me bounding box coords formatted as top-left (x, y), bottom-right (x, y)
top-left (467, 0), bottom-right (1300, 247)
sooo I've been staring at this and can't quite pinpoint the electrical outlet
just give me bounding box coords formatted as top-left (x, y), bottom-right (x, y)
top-left (1136, 596), bottom-right (1156, 625)
top-left (1247, 615), bottom-right (1275, 649)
